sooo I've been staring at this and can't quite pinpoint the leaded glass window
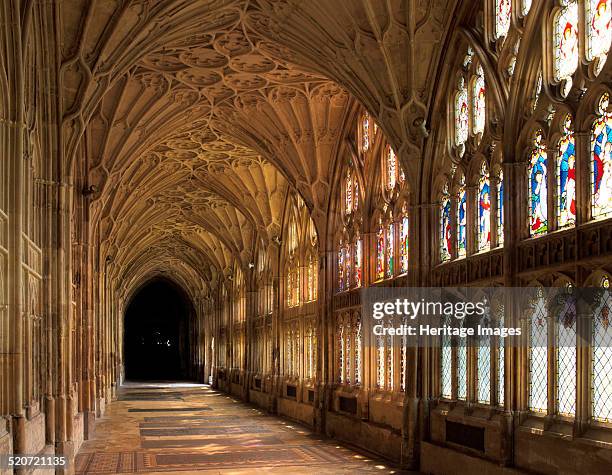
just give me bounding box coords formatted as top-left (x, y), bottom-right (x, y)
top-left (457, 177), bottom-right (467, 258)
top-left (355, 314), bottom-right (362, 385)
top-left (477, 337), bottom-right (491, 404)
top-left (497, 170), bottom-right (504, 246)
top-left (377, 334), bottom-right (385, 389)
top-left (522, 0), bottom-right (533, 16)
top-left (478, 163), bottom-right (491, 251)
top-left (472, 65), bottom-right (486, 135)
top-left (497, 304), bottom-right (505, 406)
top-left (376, 223), bottom-right (385, 281)
top-left (400, 213), bottom-right (409, 274)
top-left (529, 130), bottom-right (548, 236)
top-left (362, 113), bottom-right (370, 153)
top-left (592, 275), bottom-right (612, 422)
top-left (386, 335), bottom-right (394, 390)
top-left (345, 169), bottom-right (353, 214)
top-left (557, 114), bottom-right (576, 228)
top-left (455, 78), bottom-right (469, 147)
top-left (441, 184), bottom-right (452, 262)
top-left (386, 145), bottom-right (397, 191)
top-left (337, 247), bottom-right (345, 292)
top-left (586, 0), bottom-right (612, 65)
top-left (457, 339), bottom-right (467, 400)
top-left (553, 1), bottom-right (579, 82)
top-left (556, 290), bottom-right (576, 416)
top-left (592, 93), bottom-right (612, 218)
top-left (495, 0), bottom-right (512, 40)
top-left (385, 222), bottom-right (394, 278)
top-left (529, 291), bottom-right (548, 413)
top-left (354, 239), bottom-right (362, 288)
top-left (441, 316), bottom-right (452, 398)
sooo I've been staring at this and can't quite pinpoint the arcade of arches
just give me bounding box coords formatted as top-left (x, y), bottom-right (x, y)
top-left (2, 0), bottom-right (612, 474)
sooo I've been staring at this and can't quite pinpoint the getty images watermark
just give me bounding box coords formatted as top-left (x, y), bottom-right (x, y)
top-left (362, 287), bottom-right (612, 347)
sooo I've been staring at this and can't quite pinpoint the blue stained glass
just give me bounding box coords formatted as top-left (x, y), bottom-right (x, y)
top-left (478, 164), bottom-right (491, 251)
top-left (497, 171), bottom-right (504, 245)
top-left (457, 184), bottom-right (467, 257)
top-left (558, 115), bottom-right (576, 228)
top-left (592, 93), bottom-right (612, 218)
top-left (441, 190), bottom-right (452, 262)
top-left (529, 131), bottom-right (548, 236)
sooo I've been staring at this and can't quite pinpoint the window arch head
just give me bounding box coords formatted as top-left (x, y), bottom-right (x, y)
top-left (586, 0), bottom-right (612, 73)
top-left (454, 77), bottom-right (469, 150)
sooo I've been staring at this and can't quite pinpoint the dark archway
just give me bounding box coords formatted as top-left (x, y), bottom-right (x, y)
top-left (124, 278), bottom-right (194, 381)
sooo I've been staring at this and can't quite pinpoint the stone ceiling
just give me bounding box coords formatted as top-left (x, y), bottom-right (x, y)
top-left (58, 0), bottom-right (457, 295)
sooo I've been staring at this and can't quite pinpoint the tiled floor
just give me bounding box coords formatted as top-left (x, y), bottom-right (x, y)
top-left (75, 382), bottom-right (412, 474)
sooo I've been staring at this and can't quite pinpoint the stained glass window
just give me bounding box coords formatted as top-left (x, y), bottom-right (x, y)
top-left (495, 0), bottom-right (512, 40)
top-left (478, 163), bottom-right (491, 252)
top-left (592, 93), bottom-right (612, 218)
top-left (345, 169), bottom-right (353, 214)
top-left (386, 146), bottom-right (397, 191)
top-left (529, 130), bottom-right (548, 236)
top-left (497, 170), bottom-right (504, 246)
top-left (354, 239), bottom-right (362, 288)
top-left (362, 113), bottom-right (370, 153)
top-left (455, 78), bottom-right (469, 147)
top-left (457, 177), bottom-right (467, 258)
top-left (522, 0), bottom-right (533, 16)
top-left (557, 114), bottom-right (576, 228)
top-left (592, 275), bottom-right (612, 422)
top-left (401, 320), bottom-right (407, 392)
top-left (400, 213), bottom-right (409, 274)
top-left (553, 1), bottom-right (579, 81)
top-left (463, 46), bottom-right (474, 68)
top-left (385, 222), bottom-right (394, 279)
top-left (337, 247), bottom-right (345, 292)
top-left (586, 0), bottom-right (612, 63)
top-left (376, 223), bottom-right (385, 281)
top-left (556, 290), bottom-right (576, 416)
top-left (472, 65), bottom-right (486, 135)
top-left (529, 291), bottom-right (548, 413)
top-left (306, 253), bottom-right (317, 302)
top-left (533, 70), bottom-right (543, 111)
top-left (345, 321), bottom-right (351, 384)
top-left (344, 243), bottom-right (351, 291)
top-left (441, 184), bottom-right (452, 262)
top-left (353, 179), bottom-right (360, 212)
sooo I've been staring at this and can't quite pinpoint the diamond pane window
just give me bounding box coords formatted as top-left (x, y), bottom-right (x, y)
top-left (478, 163), bottom-right (491, 251)
top-left (400, 214), bottom-right (409, 274)
top-left (591, 93), bottom-right (612, 218)
top-left (478, 341), bottom-right (491, 404)
top-left (401, 323), bottom-right (407, 392)
top-left (557, 293), bottom-right (576, 416)
top-left (495, 0), bottom-right (512, 39)
top-left (338, 321), bottom-right (345, 383)
top-left (455, 78), bottom-right (469, 147)
top-left (529, 130), bottom-right (548, 236)
top-left (345, 322), bottom-right (351, 384)
top-left (472, 65), bottom-right (486, 135)
top-left (497, 170), bottom-right (504, 246)
top-left (377, 335), bottom-right (385, 389)
top-left (386, 335), bottom-right (394, 390)
top-left (457, 342), bottom-right (467, 400)
top-left (592, 276), bottom-right (612, 422)
top-left (529, 292), bottom-right (548, 413)
top-left (355, 315), bottom-right (362, 385)
top-left (441, 316), bottom-right (452, 398)
top-left (586, 0), bottom-right (612, 63)
top-left (553, 1), bottom-right (579, 81)
top-left (441, 184), bottom-right (452, 262)
top-left (457, 177), bottom-right (467, 258)
top-left (557, 115), bottom-right (576, 228)
top-left (497, 305), bottom-right (505, 406)
top-left (385, 222), bottom-right (394, 279)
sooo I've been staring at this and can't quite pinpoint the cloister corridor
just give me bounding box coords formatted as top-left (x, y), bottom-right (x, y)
top-left (73, 383), bottom-right (409, 474)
